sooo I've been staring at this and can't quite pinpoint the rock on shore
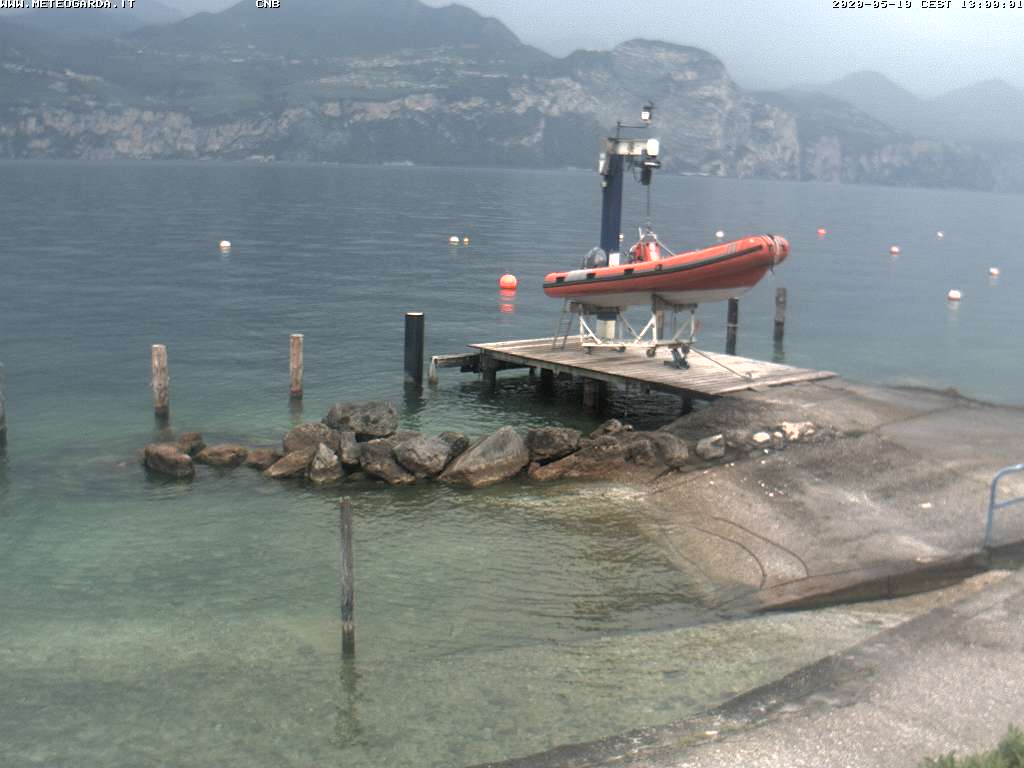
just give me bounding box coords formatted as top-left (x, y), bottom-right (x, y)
top-left (323, 401), bottom-right (398, 441)
top-left (440, 426), bottom-right (529, 488)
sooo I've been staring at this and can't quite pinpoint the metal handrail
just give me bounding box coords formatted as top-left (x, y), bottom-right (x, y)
top-left (984, 463), bottom-right (1024, 548)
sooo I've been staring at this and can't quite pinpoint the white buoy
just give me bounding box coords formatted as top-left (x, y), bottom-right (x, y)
top-left (715, 230), bottom-right (724, 240)
top-left (448, 235), bottom-right (459, 245)
top-left (947, 289), bottom-right (962, 301)
top-left (989, 267), bottom-right (1000, 277)
top-left (889, 245), bottom-right (901, 255)
top-left (936, 231), bottom-right (945, 239)
top-left (219, 239), bottom-right (231, 250)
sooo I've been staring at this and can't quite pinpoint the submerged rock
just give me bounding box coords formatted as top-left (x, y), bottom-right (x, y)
top-left (360, 439), bottom-right (415, 486)
top-left (440, 426), bottom-right (529, 488)
top-left (245, 447), bottom-right (282, 470)
top-left (393, 435), bottom-right (451, 479)
top-left (264, 448), bottom-right (315, 479)
top-left (309, 442), bottom-right (344, 485)
top-left (176, 431), bottom-right (206, 457)
top-left (323, 401), bottom-right (398, 441)
top-left (526, 426), bottom-right (581, 463)
top-left (194, 443), bottom-right (248, 468)
top-left (143, 443), bottom-right (195, 479)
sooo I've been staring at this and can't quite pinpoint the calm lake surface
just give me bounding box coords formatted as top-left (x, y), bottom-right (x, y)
top-left (0, 161), bottom-right (1021, 767)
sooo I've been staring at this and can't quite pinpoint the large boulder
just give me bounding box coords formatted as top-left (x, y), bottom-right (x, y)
top-left (360, 440), bottom-right (415, 486)
top-left (245, 447), bottom-right (282, 470)
top-left (309, 443), bottom-right (344, 486)
top-left (323, 401), bottom-right (398, 441)
top-left (439, 426), bottom-right (529, 488)
top-left (194, 443), bottom-right (248, 468)
top-left (589, 418), bottom-right (631, 438)
top-left (393, 435), bottom-right (451, 479)
top-left (529, 434), bottom-right (626, 481)
top-left (695, 434), bottom-right (726, 461)
top-left (283, 422), bottom-right (341, 454)
top-left (263, 448), bottom-right (315, 479)
top-left (334, 430), bottom-right (361, 468)
top-left (646, 432), bottom-right (690, 468)
top-left (438, 431), bottom-right (470, 462)
top-left (176, 432), bottom-right (205, 457)
top-left (143, 443), bottom-right (195, 479)
top-left (526, 426), bottom-right (581, 463)
top-left (530, 431), bottom-right (688, 482)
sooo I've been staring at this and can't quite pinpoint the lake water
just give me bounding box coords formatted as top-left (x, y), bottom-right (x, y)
top-left (0, 161), bottom-right (1020, 767)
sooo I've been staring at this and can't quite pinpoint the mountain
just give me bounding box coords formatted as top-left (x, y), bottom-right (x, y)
top-left (802, 70), bottom-right (1024, 144)
top-left (0, 0), bottom-right (1021, 192)
top-left (130, 0), bottom-right (547, 63)
top-left (1, 1), bottom-right (183, 40)
top-left (929, 79), bottom-right (1024, 144)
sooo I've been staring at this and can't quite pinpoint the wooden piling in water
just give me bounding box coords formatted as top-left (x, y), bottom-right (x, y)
top-left (289, 334), bottom-right (304, 400)
top-left (774, 287), bottom-right (787, 343)
top-left (726, 297), bottom-right (739, 355)
top-left (0, 361), bottom-right (7, 449)
top-left (339, 496), bottom-right (355, 657)
top-left (150, 344), bottom-right (169, 418)
top-left (404, 312), bottom-right (425, 387)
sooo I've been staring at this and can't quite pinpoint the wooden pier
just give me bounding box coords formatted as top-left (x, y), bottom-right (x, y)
top-left (433, 337), bottom-right (835, 401)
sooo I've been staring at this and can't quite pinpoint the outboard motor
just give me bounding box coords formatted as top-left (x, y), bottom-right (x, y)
top-left (583, 246), bottom-right (608, 269)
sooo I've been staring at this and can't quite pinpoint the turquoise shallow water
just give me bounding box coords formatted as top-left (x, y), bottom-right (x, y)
top-left (0, 161), bottom-right (1021, 766)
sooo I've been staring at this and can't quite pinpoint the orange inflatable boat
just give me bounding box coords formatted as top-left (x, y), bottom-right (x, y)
top-left (543, 234), bottom-right (789, 309)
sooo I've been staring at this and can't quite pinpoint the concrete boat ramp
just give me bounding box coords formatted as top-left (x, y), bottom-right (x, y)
top-left (445, 345), bottom-right (1024, 768)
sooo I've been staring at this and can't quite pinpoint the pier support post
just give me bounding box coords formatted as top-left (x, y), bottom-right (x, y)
top-left (481, 355), bottom-right (497, 393)
top-left (582, 378), bottom-right (607, 412)
top-left (151, 344), bottom-right (169, 419)
top-left (773, 287), bottom-right (787, 343)
top-left (726, 297), bottom-right (739, 355)
top-left (404, 312), bottom-right (425, 387)
top-left (289, 333), bottom-right (304, 400)
top-left (339, 496), bottom-right (355, 657)
top-left (0, 362), bottom-right (6, 450)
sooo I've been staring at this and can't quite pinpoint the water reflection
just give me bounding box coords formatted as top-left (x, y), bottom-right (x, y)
top-left (498, 288), bottom-right (516, 315)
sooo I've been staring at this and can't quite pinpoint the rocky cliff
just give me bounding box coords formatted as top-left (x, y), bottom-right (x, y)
top-left (0, 0), bottom-right (1020, 192)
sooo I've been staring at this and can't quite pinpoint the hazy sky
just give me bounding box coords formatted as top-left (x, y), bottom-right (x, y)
top-left (421, 0), bottom-right (1024, 96)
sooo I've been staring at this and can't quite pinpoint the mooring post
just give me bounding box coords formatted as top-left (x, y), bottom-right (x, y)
top-left (339, 496), bottom-right (355, 657)
top-left (773, 287), bottom-right (787, 343)
top-left (289, 333), bottom-right (304, 400)
top-left (404, 312), bottom-right (425, 387)
top-left (0, 361), bottom-right (7, 449)
top-left (726, 297), bottom-right (739, 355)
top-left (150, 344), bottom-right (169, 419)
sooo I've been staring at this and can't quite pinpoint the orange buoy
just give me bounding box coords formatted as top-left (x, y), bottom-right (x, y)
top-left (499, 273), bottom-right (518, 290)
top-left (817, 227), bottom-right (827, 237)
top-left (889, 245), bottom-right (901, 255)
top-left (947, 289), bottom-right (962, 301)
top-left (989, 267), bottom-right (1000, 277)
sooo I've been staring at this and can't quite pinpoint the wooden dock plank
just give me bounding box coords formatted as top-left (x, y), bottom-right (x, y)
top-left (468, 337), bottom-right (835, 399)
